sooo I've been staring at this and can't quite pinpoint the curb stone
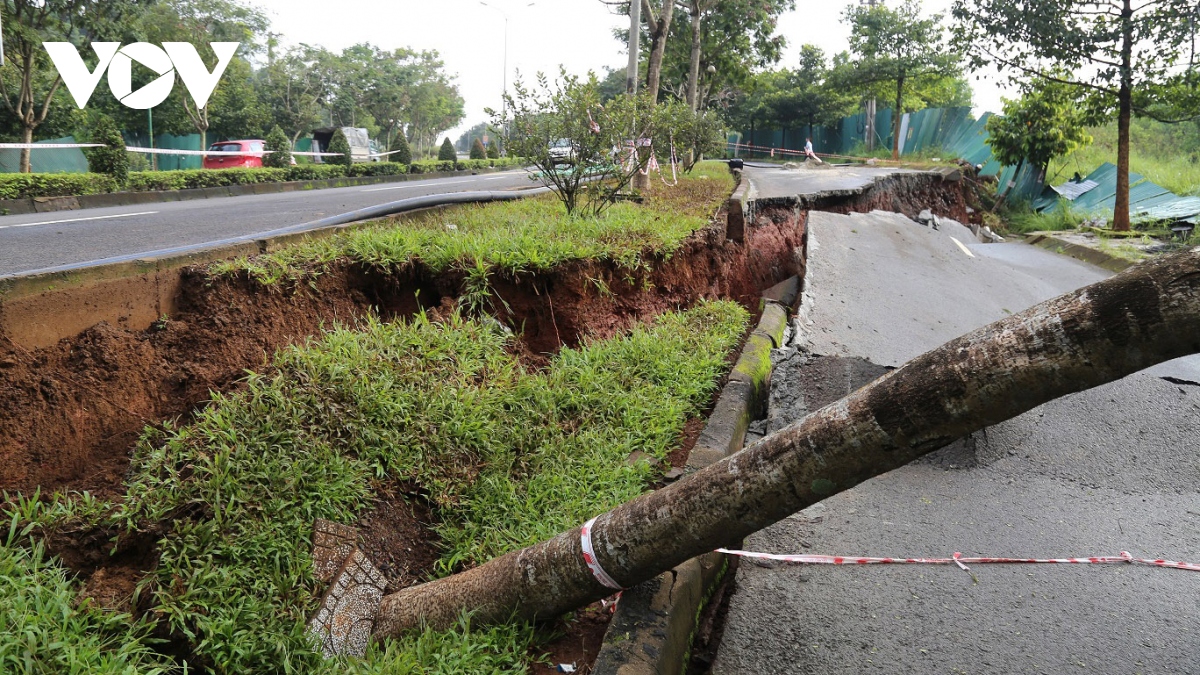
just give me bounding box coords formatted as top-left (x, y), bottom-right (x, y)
top-left (591, 278), bottom-right (799, 675)
top-left (1024, 232), bottom-right (1136, 272)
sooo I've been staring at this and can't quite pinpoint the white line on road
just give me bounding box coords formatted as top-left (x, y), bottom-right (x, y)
top-left (485, 174), bottom-right (514, 180)
top-left (949, 236), bottom-right (976, 258)
top-left (361, 179), bottom-right (473, 193)
top-left (0, 211), bottom-right (159, 230)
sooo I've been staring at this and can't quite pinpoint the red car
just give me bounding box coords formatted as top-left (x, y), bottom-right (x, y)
top-left (202, 139), bottom-right (265, 169)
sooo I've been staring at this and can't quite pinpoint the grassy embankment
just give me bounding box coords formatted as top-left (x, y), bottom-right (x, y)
top-left (1007, 118), bottom-right (1200, 234)
top-left (214, 161), bottom-right (734, 291)
top-left (1, 162), bottom-right (747, 673)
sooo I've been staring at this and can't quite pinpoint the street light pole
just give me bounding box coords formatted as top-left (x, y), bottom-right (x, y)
top-left (479, 2), bottom-right (535, 119)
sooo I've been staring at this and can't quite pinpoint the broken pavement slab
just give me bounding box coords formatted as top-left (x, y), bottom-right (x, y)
top-left (312, 519), bottom-right (360, 584)
top-left (308, 548), bottom-right (388, 659)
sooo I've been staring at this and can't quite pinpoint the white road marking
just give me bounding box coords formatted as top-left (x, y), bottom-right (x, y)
top-left (950, 236), bottom-right (976, 258)
top-left (0, 211), bottom-right (159, 230)
top-left (361, 179), bottom-right (473, 193)
top-left (485, 174), bottom-right (513, 180)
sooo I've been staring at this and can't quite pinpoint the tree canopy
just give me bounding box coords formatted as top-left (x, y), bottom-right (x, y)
top-left (952, 0), bottom-right (1200, 229)
top-left (842, 0), bottom-right (959, 159)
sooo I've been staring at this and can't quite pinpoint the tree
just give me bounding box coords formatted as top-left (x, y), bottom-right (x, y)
top-left (987, 76), bottom-right (1092, 209)
top-left (139, 0), bottom-right (270, 150)
top-left (83, 113), bottom-right (128, 187)
top-left (470, 138), bottom-right (487, 160)
top-left (438, 137), bottom-right (457, 161)
top-left (660, 0), bottom-right (793, 110)
top-left (371, 249), bottom-right (1200, 637)
top-left (659, 100), bottom-right (725, 171)
top-left (498, 71), bottom-right (664, 215)
top-left (843, 0), bottom-right (959, 160)
top-left (487, 138), bottom-right (500, 159)
top-left (600, 1), bottom-right (675, 103)
top-left (0, 0), bottom-right (143, 173)
top-left (952, 0), bottom-right (1200, 231)
top-left (263, 125), bottom-right (292, 168)
top-left (327, 128), bottom-right (352, 166)
top-left (388, 131), bottom-right (412, 165)
top-left (258, 42), bottom-right (331, 145)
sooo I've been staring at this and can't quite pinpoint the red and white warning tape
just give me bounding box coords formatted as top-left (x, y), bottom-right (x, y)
top-left (581, 517), bottom-right (624, 590)
top-left (717, 548), bottom-right (1200, 574)
top-left (0, 143), bottom-right (104, 149)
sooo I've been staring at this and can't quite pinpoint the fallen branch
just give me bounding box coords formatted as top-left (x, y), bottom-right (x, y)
top-left (373, 248), bottom-right (1200, 639)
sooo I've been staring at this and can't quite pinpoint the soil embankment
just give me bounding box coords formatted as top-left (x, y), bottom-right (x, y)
top-left (0, 169), bottom-right (970, 501)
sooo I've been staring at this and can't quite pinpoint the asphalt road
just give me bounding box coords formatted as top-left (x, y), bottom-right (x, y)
top-left (0, 170), bottom-right (535, 276)
top-left (713, 206), bottom-right (1200, 673)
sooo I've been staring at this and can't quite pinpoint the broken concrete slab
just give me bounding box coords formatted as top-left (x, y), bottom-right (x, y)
top-left (312, 519), bottom-right (360, 584)
top-left (308, 549), bottom-right (387, 659)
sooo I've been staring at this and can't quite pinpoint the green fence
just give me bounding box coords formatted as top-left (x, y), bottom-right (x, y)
top-left (0, 136), bottom-right (90, 173)
top-left (122, 133), bottom-right (204, 171)
top-left (738, 105), bottom-right (1045, 203)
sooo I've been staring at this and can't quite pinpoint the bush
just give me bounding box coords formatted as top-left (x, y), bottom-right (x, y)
top-left (327, 129), bottom-right (352, 166)
top-left (284, 164), bottom-right (347, 181)
top-left (0, 173), bottom-right (117, 200)
top-left (125, 168), bottom-right (288, 191)
top-left (487, 138), bottom-right (500, 159)
top-left (388, 132), bottom-right (412, 165)
top-left (346, 162), bottom-right (408, 177)
top-left (470, 138), bottom-right (487, 160)
top-left (84, 114), bottom-right (128, 187)
top-left (438, 137), bottom-right (457, 161)
top-left (409, 159), bottom-right (460, 174)
top-left (263, 125), bottom-right (292, 169)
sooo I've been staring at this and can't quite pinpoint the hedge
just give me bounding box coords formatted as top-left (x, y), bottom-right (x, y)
top-left (0, 159), bottom-right (527, 201)
top-left (0, 173), bottom-right (118, 200)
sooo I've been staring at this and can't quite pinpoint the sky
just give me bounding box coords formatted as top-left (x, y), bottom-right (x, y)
top-left (257, 0), bottom-right (1015, 140)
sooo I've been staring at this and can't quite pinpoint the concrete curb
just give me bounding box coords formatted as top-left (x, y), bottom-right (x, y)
top-left (725, 172), bottom-right (757, 243)
top-left (591, 281), bottom-right (797, 675)
top-left (1024, 232), bottom-right (1136, 273)
top-left (0, 186), bottom-right (549, 349)
top-left (0, 168), bottom-right (517, 216)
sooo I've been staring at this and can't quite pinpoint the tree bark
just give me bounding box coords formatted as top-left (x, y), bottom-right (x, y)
top-left (892, 74), bottom-right (905, 160)
top-left (686, 2), bottom-right (702, 110)
top-left (644, 0), bottom-right (674, 105)
top-left (372, 249), bottom-right (1200, 638)
top-left (1113, 0), bottom-right (1134, 232)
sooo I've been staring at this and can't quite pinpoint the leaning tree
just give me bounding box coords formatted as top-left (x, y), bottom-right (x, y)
top-left (372, 248), bottom-right (1200, 637)
top-left (953, 0), bottom-right (1200, 231)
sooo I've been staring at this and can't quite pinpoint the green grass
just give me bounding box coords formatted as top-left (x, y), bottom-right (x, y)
top-left (1048, 119), bottom-right (1200, 196)
top-left (5, 301), bottom-right (748, 673)
top-left (1002, 199), bottom-right (1085, 234)
top-left (0, 513), bottom-right (173, 674)
top-left (212, 161), bottom-right (734, 287)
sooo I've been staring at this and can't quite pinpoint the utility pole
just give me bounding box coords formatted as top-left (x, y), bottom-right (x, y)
top-left (626, 0), bottom-right (640, 94)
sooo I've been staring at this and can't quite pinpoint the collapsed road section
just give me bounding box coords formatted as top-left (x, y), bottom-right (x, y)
top-left (714, 208), bottom-right (1200, 674)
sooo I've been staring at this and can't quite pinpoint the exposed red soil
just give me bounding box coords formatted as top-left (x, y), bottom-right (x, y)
top-left (0, 200), bottom-right (808, 498)
top-left (358, 481), bottom-right (443, 593)
top-left (534, 601), bottom-right (616, 675)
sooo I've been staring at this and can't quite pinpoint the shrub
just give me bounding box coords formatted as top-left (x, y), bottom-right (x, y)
top-left (438, 137), bottom-right (457, 161)
top-left (0, 173), bottom-right (117, 200)
top-left (84, 114), bottom-right (128, 187)
top-left (125, 168), bottom-right (288, 191)
top-left (470, 138), bottom-right (487, 160)
top-left (388, 132), bottom-right (412, 165)
top-left (487, 138), bottom-right (500, 159)
top-left (347, 162), bottom-right (408, 177)
top-left (284, 164), bottom-right (347, 181)
top-left (409, 159), bottom-right (460, 174)
top-left (327, 129), bottom-right (352, 166)
top-left (263, 125), bottom-right (293, 169)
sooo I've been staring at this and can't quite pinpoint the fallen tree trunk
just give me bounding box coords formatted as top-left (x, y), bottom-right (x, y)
top-left (374, 248), bottom-right (1200, 639)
